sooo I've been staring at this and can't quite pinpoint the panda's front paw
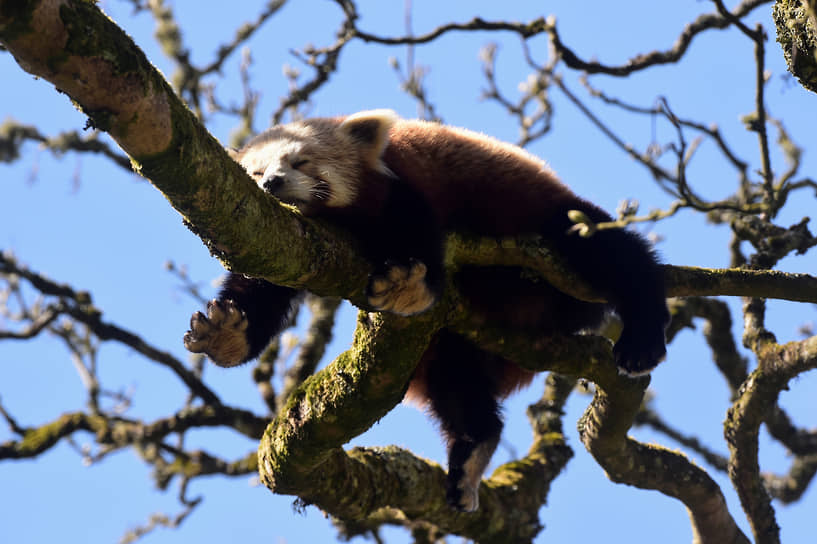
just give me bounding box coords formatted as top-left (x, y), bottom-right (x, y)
top-left (183, 299), bottom-right (250, 367)
top-left (613, 324), bottom-right (667, 377)
top-left (366, 259), bottom-right (436, 316)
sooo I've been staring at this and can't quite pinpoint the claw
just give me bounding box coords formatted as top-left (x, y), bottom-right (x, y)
top-left (612, 324), bottom-right (667, 377)
top-left (366, 260), bottom-right (435, 316)
top-left (183, 299), bottom-right (250, 366)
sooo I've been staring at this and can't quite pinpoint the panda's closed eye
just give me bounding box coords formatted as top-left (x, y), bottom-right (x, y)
top-left (291, 159), bottom-right (309, 169)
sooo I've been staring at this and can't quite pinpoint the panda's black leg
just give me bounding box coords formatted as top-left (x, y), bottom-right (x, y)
top-left (543, 207), bottom-right (669, 375)
top-left (424, 331), bottom-right (503, 512)
top-left (184, 273), bottom-right (301, 366)
top-left (361, 182), bottom-right (445, 316)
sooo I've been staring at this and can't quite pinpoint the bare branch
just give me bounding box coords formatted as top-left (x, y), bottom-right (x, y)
top-left (0, 403), bottom-right (266, 461)
top-left (0, 396), bottom-right (28, 436)
top-left (0, 119), bottom-right (132, 170)
top-left (0, 303), bottom-right (61, 339)
top-left (120, 477), bottom-right (203, 544)
top-left (200, 1), bottom-right (288, 76)
top-left (0, 252), bottom-right (221, 406)
top-left (549, 0), bottom-right (771, 76)
top-left (271, 27), bottom-right (350, 124)
top-left (579, 77), bottom-right (750, 176)
top-left (352, 15), bottom-right (550, 45)
top-left (764, 455), bottom-right (817, 503)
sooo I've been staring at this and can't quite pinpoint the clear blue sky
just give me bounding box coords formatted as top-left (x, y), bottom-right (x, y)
top-left (1, 1), bottom-right (815, 542)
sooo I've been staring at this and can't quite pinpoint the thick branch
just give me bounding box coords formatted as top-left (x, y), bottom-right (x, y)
top-left (278, 295), bottom-right (342, 412)
top-left (257, 306), bottom-right (587, 542)
top-left (448, 234), bottom-right (817, 305)
top-left (725, 336), bottom-right (817, 543)
top-left (258, 311), bottom-right (436, 494)
top-left (663, 265), bottom-right (817, 303)
top-left (773, 0), bottom-right (817, 94)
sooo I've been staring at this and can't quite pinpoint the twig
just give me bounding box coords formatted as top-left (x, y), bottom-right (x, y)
top-left (0, 396), bottom-right (28, 436)
top-left (579, 77), bottom-right (749, 176)
top-left (1, 252), bottom-right (221, 406)
top-left (0, 120), bottom-right (132, 172)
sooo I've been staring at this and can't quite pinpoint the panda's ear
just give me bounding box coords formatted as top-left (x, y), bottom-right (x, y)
top-left (225, 147), bottom-right (240, 161)
top-left (338, 109), bottom-right (398, 165)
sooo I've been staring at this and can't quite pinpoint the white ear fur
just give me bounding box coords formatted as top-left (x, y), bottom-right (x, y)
top-left (338, 109), bottom-right (399, 165)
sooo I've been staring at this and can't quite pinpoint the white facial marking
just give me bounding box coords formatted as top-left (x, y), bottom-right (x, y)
top-left (317, 164), bottom-right (355, 207)
top-left (240, 139), bottom-right (316, 206)
top-left (235, 120), bottom-right (367, 212)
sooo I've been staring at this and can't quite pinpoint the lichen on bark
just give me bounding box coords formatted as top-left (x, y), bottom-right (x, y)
top-left (773, 0), bottom-right (817, 93)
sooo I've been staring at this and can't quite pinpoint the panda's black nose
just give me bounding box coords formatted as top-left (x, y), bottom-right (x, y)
top-left (263, 175), bottom-right (285, 194)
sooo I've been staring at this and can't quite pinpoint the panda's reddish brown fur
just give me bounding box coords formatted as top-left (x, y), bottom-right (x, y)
top-left (383, 120), bottom-right (580, 233)
top-left (184, 110), bottom-right (669, 512)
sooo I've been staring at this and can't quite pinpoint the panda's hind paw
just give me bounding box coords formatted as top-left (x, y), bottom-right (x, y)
top-left (613, 325), bottom-right (667, 377)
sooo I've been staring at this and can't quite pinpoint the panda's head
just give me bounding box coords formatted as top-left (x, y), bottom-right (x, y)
top-left (231, 110), bottom-right (398, 214)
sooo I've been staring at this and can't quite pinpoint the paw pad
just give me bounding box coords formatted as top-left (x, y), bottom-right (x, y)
top-left (366, 260), bottom-right (435, 316)
top-left (183, 299), bottom-right (250, 366)
top-left (613, 325), bottom-right (667, 377)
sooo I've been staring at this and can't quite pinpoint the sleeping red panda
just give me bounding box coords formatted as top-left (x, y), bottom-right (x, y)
top-left (184, 110), bottom-right (669, 512)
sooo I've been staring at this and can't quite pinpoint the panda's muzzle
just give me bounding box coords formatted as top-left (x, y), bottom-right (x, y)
top-left (262, 175), bottom-right (286, 195)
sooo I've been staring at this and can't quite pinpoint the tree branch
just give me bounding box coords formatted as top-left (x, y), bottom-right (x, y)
top-left (0, 119), bottom-right (132, 170)
top-left (0, 403), bottom-right (266, 461)
top-left (0, 252), bottom-right (221, 406)
top-left (725, 336), bottom-right (817, 543)
top-left (549, 0), bottom-right (771, 76)
top-left (773, 0), bottom-right (817, 94)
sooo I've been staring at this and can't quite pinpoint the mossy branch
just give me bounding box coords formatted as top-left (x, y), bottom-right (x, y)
top-left (0, 404), bottom-right (266, 460)
top-left (774, 0), bottom-right (817, 94)
top-left (725, 336), bottom-right (817, 542)
top-left (448, 233), bottom-right (817, 304)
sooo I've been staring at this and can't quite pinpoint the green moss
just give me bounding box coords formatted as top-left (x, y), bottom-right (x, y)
top-left (20, 420), bottom-right (66, 452)
top-left (773, 0), bottom-right (817, 93)
top-left (18, 412), bottom-right (102, 455)
top-left (259, 312), bottom-right (439, 495)
top-left (59, 1), bottom-right (142, 76)
top-left (0, 0), bottom-right (36, 43)
top-left (83, 108), bottom-right (115, 132)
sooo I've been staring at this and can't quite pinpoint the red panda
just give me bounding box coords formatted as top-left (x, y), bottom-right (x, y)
top-left (184, 110), bottom-right (669, 512)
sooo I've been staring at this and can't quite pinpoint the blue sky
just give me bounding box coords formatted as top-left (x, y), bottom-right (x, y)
top-left (1, 1), bottom-right (816, 542)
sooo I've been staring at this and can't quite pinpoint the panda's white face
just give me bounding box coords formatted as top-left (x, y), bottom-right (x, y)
top-left (236, 122), bottom-right (359, 212)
